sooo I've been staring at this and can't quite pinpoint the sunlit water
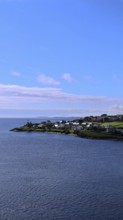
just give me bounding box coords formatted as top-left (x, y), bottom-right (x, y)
top-left (0, 118), bottom-right (123, 220)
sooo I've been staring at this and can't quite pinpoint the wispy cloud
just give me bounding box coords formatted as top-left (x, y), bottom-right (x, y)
top-left (62, 73), bottom-right (75, 83)
top-left (12, 71), bottom-right (21, 77)
top-left (0, 83), bottom-right (123, 116)
top-left (0, 107), bottom-right (108, 117)
top-left (108, 105), bottom-right (123, 112)
top-left (37, 74), bottom-right (60, 86)
top-left (0, 106), bottom-right (122, 118)
top-left (0, 84), bottom-right (105, 103)
top-left (0, 83), bottom-right (122, 106)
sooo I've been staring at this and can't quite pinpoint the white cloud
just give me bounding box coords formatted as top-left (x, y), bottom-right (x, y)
top-left (0, 84), bottom-right (104, 102)
top-left (62, 73), bottom-right (74, 83)
top-left (37, 74), bottom-right (60, 86)
top-left (0, 106), bottom-right (122, 118)
top-left (0, 83), bottom-right (123, 116)
top-left (108, 105), bottom-right (123, 112)
top-left (0, 83), bottom-right (122, 105)
top-left (12, 71), bottom-right (21, 77)
top-left (0, 107), bottom-right (107, 118)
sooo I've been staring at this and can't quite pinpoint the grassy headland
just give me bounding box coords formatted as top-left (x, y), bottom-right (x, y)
top-left (10, 114), bottom-right (123, 141)
top-left (101, 121), bottom-right (123, 129)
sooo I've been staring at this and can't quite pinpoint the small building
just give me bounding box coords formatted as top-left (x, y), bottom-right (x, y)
top-left (37, 124), bottom-right (44, 128)
top-left (72, 122), bottom-right (79, 126)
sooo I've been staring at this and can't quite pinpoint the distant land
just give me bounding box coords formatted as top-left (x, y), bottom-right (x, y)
top-left (11, 114), bottom-right (123, 141)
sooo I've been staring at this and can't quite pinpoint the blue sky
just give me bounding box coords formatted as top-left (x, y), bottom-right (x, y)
top-left (0, 0), bottom-right (123, 117)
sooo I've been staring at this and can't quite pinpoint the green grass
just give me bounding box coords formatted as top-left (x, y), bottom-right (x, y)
top-left (10, 126), bottom-right (74, 134)
top-left (77, 130), bottom-right (123, 140)
top-left (101, 121), bottom-right (123, 129)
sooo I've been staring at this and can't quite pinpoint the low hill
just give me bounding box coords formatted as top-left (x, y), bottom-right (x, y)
top-left (101, 121), bottom-right (123, 129)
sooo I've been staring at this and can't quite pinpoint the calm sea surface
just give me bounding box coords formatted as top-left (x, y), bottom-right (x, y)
top-left (0, 118), bottom-right (123, 220)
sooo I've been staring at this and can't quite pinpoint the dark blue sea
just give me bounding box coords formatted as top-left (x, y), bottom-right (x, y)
top-left (0, 118), bottom-right (123, 220)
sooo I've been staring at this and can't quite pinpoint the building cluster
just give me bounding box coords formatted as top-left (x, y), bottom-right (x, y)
top-left (26, 114), bottom-right (123, 135)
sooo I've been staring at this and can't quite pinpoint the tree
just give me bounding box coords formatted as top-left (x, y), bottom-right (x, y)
top-left (101, 114), bottom-right (107, 117)
top-left (26, 121), bottom-right (33, 128)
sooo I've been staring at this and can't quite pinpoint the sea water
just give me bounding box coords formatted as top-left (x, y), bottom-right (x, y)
top-left (0, 118), bottom-right (123, 220)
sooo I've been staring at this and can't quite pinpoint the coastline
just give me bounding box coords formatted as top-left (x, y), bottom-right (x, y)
top-left (10, 126), bottom-right (123, 141)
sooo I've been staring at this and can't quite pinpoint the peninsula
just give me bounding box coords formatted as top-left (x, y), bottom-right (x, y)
top-left (11, 114), bottom-right (123, 141)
